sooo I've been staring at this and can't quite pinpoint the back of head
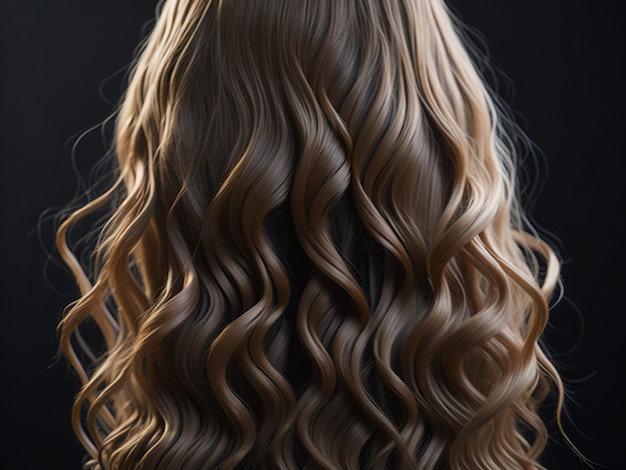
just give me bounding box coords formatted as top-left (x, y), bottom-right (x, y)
top-left (56, 0), bottom-right (567, 468)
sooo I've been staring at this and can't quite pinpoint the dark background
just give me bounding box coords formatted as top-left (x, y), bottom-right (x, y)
top-left (1, 1), bottom-right (623, 468)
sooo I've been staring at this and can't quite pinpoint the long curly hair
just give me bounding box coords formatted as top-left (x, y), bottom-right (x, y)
top-left (56, 0), bottom-right (568, 468)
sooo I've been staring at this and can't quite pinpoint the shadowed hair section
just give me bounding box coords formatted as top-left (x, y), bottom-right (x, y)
top-left (55, 0), bottom-right (569, 468)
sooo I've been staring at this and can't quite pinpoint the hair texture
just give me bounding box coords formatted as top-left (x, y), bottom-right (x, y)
top-left (56, 0), bottom-right (567, 468)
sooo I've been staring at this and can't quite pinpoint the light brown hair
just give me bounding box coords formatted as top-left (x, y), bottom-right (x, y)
top-left (57, 0), bottom-right (569, 467)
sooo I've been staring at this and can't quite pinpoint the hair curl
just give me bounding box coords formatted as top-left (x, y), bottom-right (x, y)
top-left (56, 0), bottom-right (569, 468)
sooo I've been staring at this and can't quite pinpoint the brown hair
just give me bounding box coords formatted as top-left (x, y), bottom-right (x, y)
top-left (56, 0), bottom-right (570, 467)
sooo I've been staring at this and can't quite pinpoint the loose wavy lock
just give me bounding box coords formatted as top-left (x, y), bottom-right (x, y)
top-left (56, 0), bottom-right (568, 468)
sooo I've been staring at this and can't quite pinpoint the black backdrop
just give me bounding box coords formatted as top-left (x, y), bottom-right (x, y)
top-left (1, 1), bottom-right (623, 468)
